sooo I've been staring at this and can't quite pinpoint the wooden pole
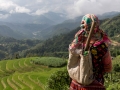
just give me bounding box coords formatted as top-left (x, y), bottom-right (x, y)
top-left (84, 15), bottom-right (96, 51)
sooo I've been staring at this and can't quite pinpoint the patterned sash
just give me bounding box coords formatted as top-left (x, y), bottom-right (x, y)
top-left (90, 42), bottom-right (108, 84)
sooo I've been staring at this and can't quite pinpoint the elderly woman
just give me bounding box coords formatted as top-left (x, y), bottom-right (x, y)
top-left (68, 14), bottom-right (112, 90)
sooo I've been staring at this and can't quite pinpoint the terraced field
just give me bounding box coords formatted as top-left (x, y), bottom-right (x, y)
top-left (0, 57), bottom-right (63, 90)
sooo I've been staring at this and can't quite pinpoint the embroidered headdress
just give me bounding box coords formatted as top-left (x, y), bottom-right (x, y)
top-left (72, 14), bottom-right (111, 48)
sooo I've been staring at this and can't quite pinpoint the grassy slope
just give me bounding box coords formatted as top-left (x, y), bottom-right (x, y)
top-left (2, 56), bottom-right (120, 90)
top-left (0, 57), bottom-right (65, 90)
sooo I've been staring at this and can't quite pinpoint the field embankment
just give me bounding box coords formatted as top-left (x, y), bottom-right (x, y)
top-left (0, 57), bottom-right (66, 90)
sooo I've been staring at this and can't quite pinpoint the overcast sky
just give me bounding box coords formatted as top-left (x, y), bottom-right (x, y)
top-left (0, 0), bottom-right (120, 19)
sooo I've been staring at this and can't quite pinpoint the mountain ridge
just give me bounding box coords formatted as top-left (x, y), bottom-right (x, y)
top-left (0, 11), bottom-right (120, 40)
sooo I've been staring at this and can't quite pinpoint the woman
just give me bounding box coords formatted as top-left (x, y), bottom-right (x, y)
top-left (68, 14), bottom-right (112, 90)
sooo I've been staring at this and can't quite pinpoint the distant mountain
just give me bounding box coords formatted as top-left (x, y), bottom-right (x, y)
top-left (0, 11), bottom-right (68, 39)
top-left (0, 11), bottom-right (67, 25)
top-left (36, 20), bottom-right (81, 39)
top-left (100, 14), bottom-right (120, 41)
top-left (98, 11), bottom-right (120, 19)
top-left (22, 14), bottom-right (120, 57)
top-left (35, 11), bottom-right (120, 39)
top-left (0, 25), bottom-right (24, 39)
top-left (0, 11), bottom-right (120, 40)
top-left (0, 21), bottom-right (53, 39)
top-left (40, 12), bottom-right (67, 24)
top-left (1, 13), bottom-right (120, 59)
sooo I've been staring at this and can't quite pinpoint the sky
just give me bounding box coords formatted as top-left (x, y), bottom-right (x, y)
top-left (0, 0), bottom-right (120, 19)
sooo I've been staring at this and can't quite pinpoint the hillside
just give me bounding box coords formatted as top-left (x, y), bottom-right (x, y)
top-left (21, 14), bottom-right (120, 58)
top-left (20, 27), bottom-right (80, 59)
top-left (100, 14), bottom-right (120, 39)
top-left (0, 12), bottom-right (67, 25)
top-left (0, 25), bottom-right (24, 39)
top-left (0, 55), bottom-right (119, 90)
top-left (0, 12), bottom-right (120, 40)
top-left (0, 14), bottom-right (120, 60)
top-left (0, 36), bottom-right (43, 60)
top-left (0, 12), bottom-right (67, 40)
top-left (0, 57), bottom-right (66, 90)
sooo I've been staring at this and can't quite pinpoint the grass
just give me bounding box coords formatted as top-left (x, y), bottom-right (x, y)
top-left (0, 57), bottom-right (65, 90)
top-left (13, 60), bottom-right (21, 70)
top-left (0, 60), bottom-right (7, 72)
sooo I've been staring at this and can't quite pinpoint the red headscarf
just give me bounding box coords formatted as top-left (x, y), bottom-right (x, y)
top-left (71, 14), bottom-right (111, 48)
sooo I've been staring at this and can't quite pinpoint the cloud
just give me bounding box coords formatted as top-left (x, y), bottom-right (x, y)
top-left (32, 9), bottom-right (48, 15)
top-left (66, 0), bottom-right (120, 18)
top-left (10, 6), bottom-right (30, 13)
top-left (0, 14), bottom-right (9, 19)
top-left (0, 0), bottom-right (120, 19)
top-left (0, 1), bottom-right (15, 10)
top-left (30, 0), bottom-right (120, 18)
top-left (36, 0), bottom-right (43, 3)
top-left (0, 0), bottom-right (30, 14)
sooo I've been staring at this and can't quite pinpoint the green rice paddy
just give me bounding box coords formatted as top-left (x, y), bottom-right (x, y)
top-left (0, 57), bottom-right (65, 90)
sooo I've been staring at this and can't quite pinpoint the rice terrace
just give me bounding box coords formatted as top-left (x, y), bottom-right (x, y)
top-left (0, 57), bottom-right (68, 90)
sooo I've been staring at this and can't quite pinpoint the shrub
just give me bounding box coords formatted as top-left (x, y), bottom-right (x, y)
top-left (107, 83), bottom-right (120, 90)
top-left (46, 69), bottom-right (71, 90)
top-left (113, 64), bottom-right (120, 72)
top-left (32, 57), bottom-right (67, 67)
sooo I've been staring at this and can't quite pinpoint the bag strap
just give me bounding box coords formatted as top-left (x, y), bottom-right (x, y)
top-left (84, 15), bottom-right (96, 51)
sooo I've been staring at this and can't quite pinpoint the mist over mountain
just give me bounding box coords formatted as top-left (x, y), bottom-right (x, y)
top-left (0, 25), bottom-right (24, 39)
top-left (0, 11), bottom-right (120, 40)
top-left (0, 12), bottom-right (67, 25)
top-left (35, 11), bottom-right (120, 39)
top-left (0, 11), bottom-right (69, 39)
